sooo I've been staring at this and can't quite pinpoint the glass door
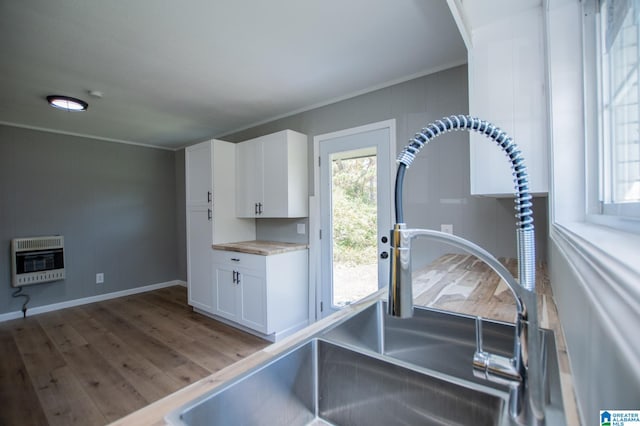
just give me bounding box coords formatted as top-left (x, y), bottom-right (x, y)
top-left (318, 125), bottom-right (393, 317)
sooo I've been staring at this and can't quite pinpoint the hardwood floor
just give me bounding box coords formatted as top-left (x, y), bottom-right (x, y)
top-left (0, 286), bottom-right (269, 426)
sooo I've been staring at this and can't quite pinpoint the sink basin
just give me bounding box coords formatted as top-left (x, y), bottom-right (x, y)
top-left (167, 338), bottom-right (507, 426)
top-left (322, 301), bottom-right (515, 389)
top-left (322, 301), bottom-right (566, 422)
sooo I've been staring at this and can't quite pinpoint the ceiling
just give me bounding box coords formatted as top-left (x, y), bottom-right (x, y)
top-left (0, 1), bottom-right (466, 150)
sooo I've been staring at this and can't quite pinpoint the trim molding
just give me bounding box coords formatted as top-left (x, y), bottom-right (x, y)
top-left (550, 223), bottom-right (640, 383)
top-left (214, 60), bottom-right (466, 141)
top-left (0, 280), bottom-right (187, 323)
top-left (0, 121), bottom-right (177, 151)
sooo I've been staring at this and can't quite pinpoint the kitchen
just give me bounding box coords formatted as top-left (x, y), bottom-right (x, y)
top-left (1, 1), bottom-right (638, 425)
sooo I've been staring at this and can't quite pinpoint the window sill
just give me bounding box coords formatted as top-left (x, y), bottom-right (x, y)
top-left (587, 212), bottom-right (640, 234)
top-left (551, 221), bottom-right (640, 294)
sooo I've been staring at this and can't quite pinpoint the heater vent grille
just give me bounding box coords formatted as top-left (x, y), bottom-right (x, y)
top-left (11, 236), bottom-right (65, 287)
top-left (13, 236), bottom-right (64, 251)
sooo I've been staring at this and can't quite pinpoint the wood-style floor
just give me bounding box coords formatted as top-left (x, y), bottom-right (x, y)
top-left (0, 286), bottom-right (269, 426)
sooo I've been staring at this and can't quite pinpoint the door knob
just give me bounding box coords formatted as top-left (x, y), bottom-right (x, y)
top-left (380, 251), bottom-right (389, 259)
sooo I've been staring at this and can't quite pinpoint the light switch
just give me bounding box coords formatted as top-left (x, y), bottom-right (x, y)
top-left (297, 223), bottom-right (306, 234)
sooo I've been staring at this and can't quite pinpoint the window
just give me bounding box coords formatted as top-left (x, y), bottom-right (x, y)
top-left (600, 0), bottom-right (640, 218)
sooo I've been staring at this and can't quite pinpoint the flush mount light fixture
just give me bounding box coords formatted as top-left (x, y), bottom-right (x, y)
top-left (46, 95), bottom-right (88, 112)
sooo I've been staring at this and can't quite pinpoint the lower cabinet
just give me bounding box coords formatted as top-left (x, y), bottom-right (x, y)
top-left (212, 260), bottom-right (266, 331)
top-left (211, 249), bottom-right (308, 340)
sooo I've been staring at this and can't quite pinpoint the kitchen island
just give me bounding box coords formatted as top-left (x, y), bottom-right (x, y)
top-left (110, 254), bottom-right (579, 426)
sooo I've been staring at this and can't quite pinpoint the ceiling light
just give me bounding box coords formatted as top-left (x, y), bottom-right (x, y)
top-left (46, 95), bottom-right (88, 112)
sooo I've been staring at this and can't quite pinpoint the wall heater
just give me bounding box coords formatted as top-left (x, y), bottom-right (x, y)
top-left (11, 235), bottom-right (65, 287)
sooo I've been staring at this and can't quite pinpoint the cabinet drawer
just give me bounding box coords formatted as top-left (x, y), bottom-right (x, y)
top-left (212, 249), bottom-right (266, 271)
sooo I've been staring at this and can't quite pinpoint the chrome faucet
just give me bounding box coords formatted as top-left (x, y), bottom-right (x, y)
top-left (388, 115), bottom-right (545, 425)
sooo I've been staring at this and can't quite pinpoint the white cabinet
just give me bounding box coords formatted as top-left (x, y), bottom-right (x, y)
top-left (464, 3), bottom-right (549, 196)
top-left (185, 140), bottom-right (256, 312)
top-left (212, 257), bottom-right (266, 332)
top-left (186, 206), bottom-right (215, 311)
top-left (236, 130), bottom-right (308, 218)
top-left (211, 249), bottom-right (309, 341)
top-left (235, 138), bottom-right (263, 217)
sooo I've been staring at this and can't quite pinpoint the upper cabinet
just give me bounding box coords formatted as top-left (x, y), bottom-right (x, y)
top-left (450, 1), bottom-right (549, 196)
top-left (236, 130), bottom-right (308, 218)
top-left (186, 142), bottom-right (214, 207)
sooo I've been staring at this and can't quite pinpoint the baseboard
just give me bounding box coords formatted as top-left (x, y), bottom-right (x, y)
top-left (193, 308), bottom-right (274, 342)
top-left (272, 319), bottom-right (310, 342)
top-left (193, 308), bottom-right (310, 343)
top-left (0, 280), bottom-right (186, 323)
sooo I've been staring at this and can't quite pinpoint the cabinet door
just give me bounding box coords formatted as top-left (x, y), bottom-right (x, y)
top-left (238, 268), bottom-right (266, 333)
top-left (468, 6), bottom-right (548, 195)
top-left (213, 263), bottom-right (239, 321)
top-left (187, 207), bottom-right (214, 311)
top-left (212, 140), bottom-right (256, 243)
top-left (186, 141), bottom-right (212, 206)
top-left (235, 138), bottom-right (263, 217)
top-left (261, 133), bottom-right (288, 217)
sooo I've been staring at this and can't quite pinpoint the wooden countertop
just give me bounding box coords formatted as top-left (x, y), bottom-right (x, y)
top-left (212, 240), bottom-right (308, 256)
top-left (110, 254), bottom-right (580, 426)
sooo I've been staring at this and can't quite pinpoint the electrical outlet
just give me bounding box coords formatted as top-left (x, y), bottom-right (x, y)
top-left (441, 224), bottom-right (453, 234)
top-left (96, 273), bottom-right (104, 284)
top-left (297, 223), bottom-right (306, 234)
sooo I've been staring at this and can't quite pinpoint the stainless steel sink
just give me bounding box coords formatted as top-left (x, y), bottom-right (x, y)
top-left (322, 301), bottom-right (513, 388)
top-left (322, 301), bottom-right (566, 423)
top-left (167, 300), bottom-right (567, 425)
top-left (167, 338), bottom-right (507, 426)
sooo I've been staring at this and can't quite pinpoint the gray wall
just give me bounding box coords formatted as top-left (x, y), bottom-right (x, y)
top-left (174, 149), bottom-right (187, 280)
top-left (218, 65), bottom-right (548, 268)
top-left (0, 125), bottom-right (179, 315)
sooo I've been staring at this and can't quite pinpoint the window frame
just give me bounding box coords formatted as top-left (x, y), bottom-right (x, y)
top-left (592, 0), bottom-right (640, 223)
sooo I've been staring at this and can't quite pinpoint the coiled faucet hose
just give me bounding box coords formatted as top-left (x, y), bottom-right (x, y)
top-left (395, 115), bottom-right (533, 232)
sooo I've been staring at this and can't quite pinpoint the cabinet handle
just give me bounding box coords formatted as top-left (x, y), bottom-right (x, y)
top-left (208, 208), bottom-right (212, 221)
top-left (207, 191), bottom-right (212, 203)
top-left (258, 202), bottom-right (263, 215)
top-left (231, 258), bottom-right (240, 262)
top-left (236, 271), bottom-right (241, 284)
top-left (232, 270), bottom-right (237, 284)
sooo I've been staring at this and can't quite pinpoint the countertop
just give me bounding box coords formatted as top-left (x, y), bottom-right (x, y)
top-left (212, 240), bottom-right (308, 256)
top-left (110, 254), bottom-right (580, 426)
